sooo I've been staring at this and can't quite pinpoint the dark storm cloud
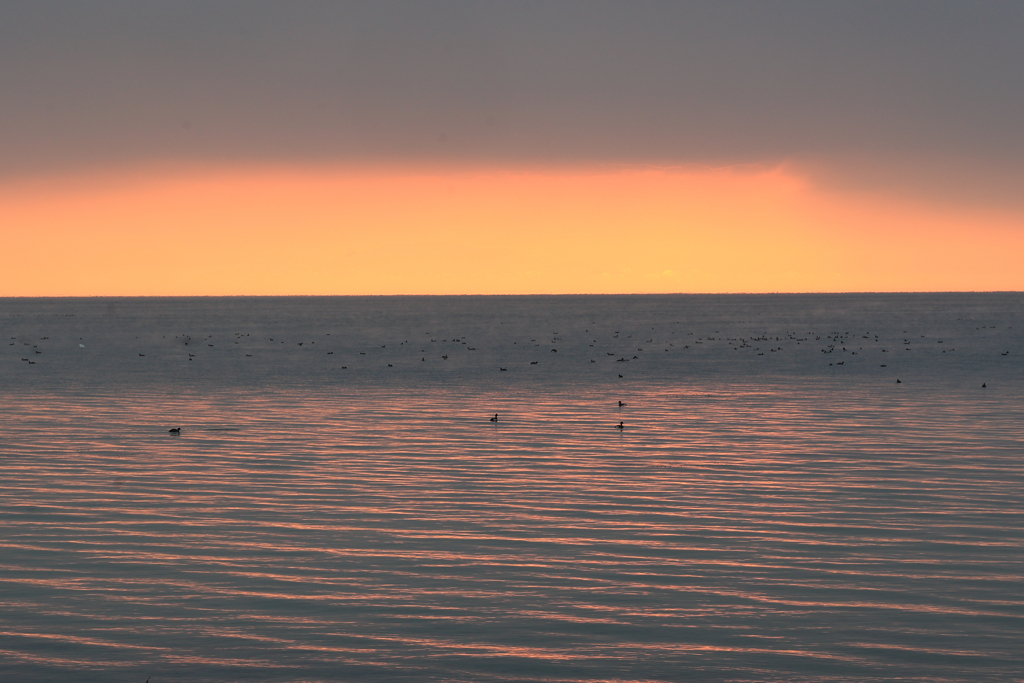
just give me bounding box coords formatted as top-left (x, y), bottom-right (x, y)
top-left (2, 1), bottom-right (1022, 193)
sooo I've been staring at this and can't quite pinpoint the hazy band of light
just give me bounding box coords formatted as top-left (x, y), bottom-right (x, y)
top-left (3, 164), bottom-right (1022, 296)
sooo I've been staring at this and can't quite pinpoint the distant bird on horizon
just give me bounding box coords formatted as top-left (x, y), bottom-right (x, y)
top-left (168, 427), bottom-right (181, 434)
top-left (490, 414), bottom-right (498, 422)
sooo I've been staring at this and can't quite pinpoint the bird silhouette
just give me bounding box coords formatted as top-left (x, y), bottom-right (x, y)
top-left (490, 414), bottom-right (498, 422)
top-left (168, 427), bottom-right (181, 434)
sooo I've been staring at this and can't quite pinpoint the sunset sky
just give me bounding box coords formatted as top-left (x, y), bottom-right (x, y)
top-left (2, 1), bottom-right (1022, 296)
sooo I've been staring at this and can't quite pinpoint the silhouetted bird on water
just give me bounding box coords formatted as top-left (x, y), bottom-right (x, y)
top-left (616, 421), bottom-right (625, 430)
top-left (490, 414), bottom-right (498, 422)
top-left (618, 401), bottom-right (626, 407)
top-left (168, 427), bottom-right (181, 434)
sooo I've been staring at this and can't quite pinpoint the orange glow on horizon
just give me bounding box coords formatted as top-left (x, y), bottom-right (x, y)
top-left (2, 164), bottom-right (1022, 296)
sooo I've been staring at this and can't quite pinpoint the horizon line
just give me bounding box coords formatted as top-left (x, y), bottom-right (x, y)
top-left (2, 290), bottom-right (1022, 299)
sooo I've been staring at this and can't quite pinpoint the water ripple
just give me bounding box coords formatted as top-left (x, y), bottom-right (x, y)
top-left (2, 379), bottom-right (1022, 682)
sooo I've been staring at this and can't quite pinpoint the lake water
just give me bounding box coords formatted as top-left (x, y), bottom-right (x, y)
top-left (1, 294), bottom-right (1022, 682)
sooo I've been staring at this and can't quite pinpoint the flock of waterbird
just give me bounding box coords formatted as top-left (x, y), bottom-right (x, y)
top-left (6, 321), bottom-right (1011, 438)
top-left (10, 323), bottom-right (1010, 378)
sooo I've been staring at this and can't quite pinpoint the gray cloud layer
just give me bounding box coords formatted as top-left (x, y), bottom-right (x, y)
top-left (3, 1), bottom-right (1022, 203)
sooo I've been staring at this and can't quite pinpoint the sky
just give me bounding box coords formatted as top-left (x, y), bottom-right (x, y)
top-left (2, 1), bottom-right (1022, 295)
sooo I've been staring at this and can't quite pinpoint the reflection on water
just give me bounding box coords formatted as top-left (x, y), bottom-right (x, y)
top-left (2, 380), bottom-right (1022, 682)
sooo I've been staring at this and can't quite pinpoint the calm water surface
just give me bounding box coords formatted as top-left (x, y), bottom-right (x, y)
top-left (1, 295), bottom-right (1022, 682)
